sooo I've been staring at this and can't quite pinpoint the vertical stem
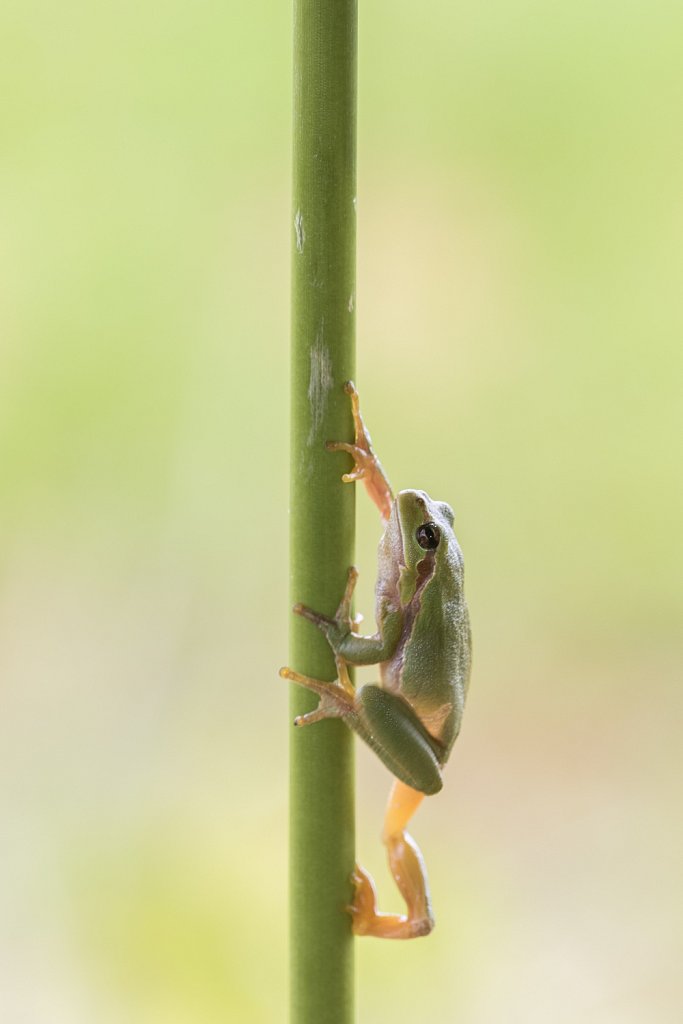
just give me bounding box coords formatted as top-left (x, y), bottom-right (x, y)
top-left (290, 1), bottom-right (357, 1023)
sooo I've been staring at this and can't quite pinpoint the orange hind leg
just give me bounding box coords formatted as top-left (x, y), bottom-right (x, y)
top-left (349, 779), bottom-right (434, 939)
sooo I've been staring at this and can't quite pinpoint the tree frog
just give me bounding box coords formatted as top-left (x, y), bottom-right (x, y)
top-left (280, 381), bottom-right (471, 939)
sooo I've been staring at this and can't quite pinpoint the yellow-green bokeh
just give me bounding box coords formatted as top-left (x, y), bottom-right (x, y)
top-left (1, 1), bottom-right (681, 1021)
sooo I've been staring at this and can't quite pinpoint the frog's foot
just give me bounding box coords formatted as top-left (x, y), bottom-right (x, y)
top-left (326, 440), bottom-right (377, 483)
top-left (279, 666), bottom-right (355, 725)
top-left (293, 566), bottom-right (358, 630)
top-left (348, 857), bottom-right (433, 939)
top-left (326, 381), bottom-right (393, 522)
top-left (292, 567), bottom-right (360, 667)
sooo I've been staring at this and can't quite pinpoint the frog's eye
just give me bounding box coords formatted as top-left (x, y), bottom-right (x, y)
top-left (416, 522), bottom-right (441, 550)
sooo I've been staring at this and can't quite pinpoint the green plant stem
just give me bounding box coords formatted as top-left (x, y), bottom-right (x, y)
top-left (290, 1), bottom-right (357, 1022)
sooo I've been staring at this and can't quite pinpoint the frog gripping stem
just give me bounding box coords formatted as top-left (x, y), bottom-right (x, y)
top-left (279, 665), bottom-right (355, 725)
top-left (289, 377), bottom-right (470, 956)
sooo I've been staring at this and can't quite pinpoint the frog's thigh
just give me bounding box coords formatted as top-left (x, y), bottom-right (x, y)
top-left (357, 685), bottom-right (442, 796)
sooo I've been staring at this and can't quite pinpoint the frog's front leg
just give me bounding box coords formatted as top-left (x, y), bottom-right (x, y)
top-left (327, 381), bottom-right (393, 522)
top-left (294, 565), bottom-right (403, 668)
top-left (350, 779), bottom-right (434, 938)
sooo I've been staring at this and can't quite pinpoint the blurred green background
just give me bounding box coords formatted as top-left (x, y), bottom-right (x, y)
top-left (1, 1), bottom-right (681, 1021)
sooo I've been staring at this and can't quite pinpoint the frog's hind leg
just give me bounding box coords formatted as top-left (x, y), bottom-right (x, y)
top-left (349, 780), bottom-right (434, 939)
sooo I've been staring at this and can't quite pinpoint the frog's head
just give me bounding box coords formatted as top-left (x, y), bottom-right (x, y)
top-left (392, 489), bottom-right (460, 606)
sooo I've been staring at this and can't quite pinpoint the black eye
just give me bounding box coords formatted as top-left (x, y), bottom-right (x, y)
top-left (416, 522), bottom-right (441, 550)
